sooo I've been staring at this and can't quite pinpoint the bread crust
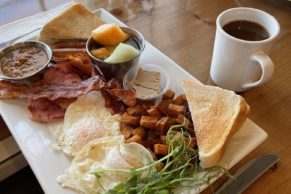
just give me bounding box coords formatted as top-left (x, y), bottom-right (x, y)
top-left (38, 3), bottom-right (104, 44)
top-left (181, 80), bottom-right (250, 168)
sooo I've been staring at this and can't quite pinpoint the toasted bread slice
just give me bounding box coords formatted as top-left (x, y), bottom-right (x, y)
top-left (38, 3), bottom-right (104, 44)
top-left (181, 80), bottom-right (250, 168)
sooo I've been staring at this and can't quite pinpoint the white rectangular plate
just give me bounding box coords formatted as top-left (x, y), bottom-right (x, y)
top-left (0, 9), bottom-right (267, 194)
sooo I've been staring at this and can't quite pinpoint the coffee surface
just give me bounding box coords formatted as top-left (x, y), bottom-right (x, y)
top-left (223, 20), bottom-right (269, 41)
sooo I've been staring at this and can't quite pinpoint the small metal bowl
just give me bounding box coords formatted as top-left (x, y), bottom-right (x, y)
top-left (86, 26), bottom-right (145, 80)
top-left (0, 41), bottom-right (52, 82)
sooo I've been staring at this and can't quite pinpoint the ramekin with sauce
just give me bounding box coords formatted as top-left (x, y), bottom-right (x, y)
top-left (123, 63), bottom-right (170, 101)
top-left (0, 41), bottom-right (52, 82)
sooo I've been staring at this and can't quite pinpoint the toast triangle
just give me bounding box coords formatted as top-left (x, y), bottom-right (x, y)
top-left (181, 80), bottom-right (250, 168)
top-left (38, 3), bottom-right (104, 44)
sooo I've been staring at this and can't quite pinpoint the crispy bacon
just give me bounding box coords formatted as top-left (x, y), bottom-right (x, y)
top-left (0, 76), bottom-right (105, 100)
top-left (0, 80), bottom-right (29, 99)
top-left (42, 66), bottom-right (82, 85)
top-left (100, 89), bottom-right (126, 114)
top-left (0, 43), bottom-right (138, 123)
top-left (109, 89), bottom-right (136, 107)
top-left (52, 51), bottom-right (96, 77)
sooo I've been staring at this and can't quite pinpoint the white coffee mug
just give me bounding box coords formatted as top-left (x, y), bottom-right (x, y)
top-left (210, 7), bottom-right (280, 92)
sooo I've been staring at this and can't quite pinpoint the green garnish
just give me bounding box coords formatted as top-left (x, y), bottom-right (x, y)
top-left (93, 120), bottom-right (230, 194)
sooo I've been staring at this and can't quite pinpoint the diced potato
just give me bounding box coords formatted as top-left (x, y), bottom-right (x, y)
top-left (120, 124), bottom-right (134, 139)
top-left (140, 116), bottom-right (158, 129)
top-left (147, 107), bottom-right (161, 117)
top-left (127, 105), bottom-right (145, 116)
top-left (132, 127), bottom-right (146, 138)
top-left (156, 117), bottom-right (169, 135)
top-left (162, 90), bottom-right (175, 100)
top-left (168, 104), bottom-right (186, 116)
top-left (126, 134), bottom-right (143, 144)
top-left (92, 24), bottom-right (129, 46)
top-left (121, 113), bottom-right (140, 127)
top-left (156, 99), bottom-right (171, 115)
top-left (173, 94), bottom-right (186, 105)
top-left (153, 144), bottom-right (168, 155)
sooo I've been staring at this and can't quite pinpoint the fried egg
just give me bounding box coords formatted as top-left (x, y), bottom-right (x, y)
top-left (57, 91), bottom-right (121, 157)
top-left (57, 135), bottom-right (153, 194)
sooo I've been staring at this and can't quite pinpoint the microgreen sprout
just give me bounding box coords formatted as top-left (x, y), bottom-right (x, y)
top-left (93, 120), bottom-right (229, 194)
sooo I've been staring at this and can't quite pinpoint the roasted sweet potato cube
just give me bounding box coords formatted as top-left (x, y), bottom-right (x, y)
top-left (127, 104), bottom-right (145, 116)
top-left (126, 134), bottom-right (143, 144)
top-left (173, 94), bottom-right (186, 105)
top-left (168, 104), bottom-right (186, 116)
top-left (156, 117), bottom-right (169, 135)
top-left (147, 107), bottom-right (161, 117)
top-left (140, 116), bottom-right (158, 129)
top-left (121, 113), bottom-right (140, 126)
top-left (163, 90), bottom-right (175, 100)
top-left (132, 127), bottom-right (146, 138)
top-left (156, 100), bottom-right (171, 115)
top-left (154, 144), bottom-right (168, 155)
top-left (120, 124), bottom-right (134, 139)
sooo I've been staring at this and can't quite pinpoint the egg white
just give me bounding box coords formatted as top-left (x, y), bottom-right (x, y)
top-left (57, 91), bottom-right (121, 157)
top-left (57, 135), bottom-right (153, 194)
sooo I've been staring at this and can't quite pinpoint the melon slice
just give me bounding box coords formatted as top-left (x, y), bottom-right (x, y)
top-left (90, 47), bottom-right (115, 59)
top-left (92, 24), bottom-right (129, 46)
top-left (105, 43), bottom-right (139, 63)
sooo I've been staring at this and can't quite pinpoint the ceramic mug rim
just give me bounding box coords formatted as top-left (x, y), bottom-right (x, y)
top-left (216, 7), bottom-right (280, 44)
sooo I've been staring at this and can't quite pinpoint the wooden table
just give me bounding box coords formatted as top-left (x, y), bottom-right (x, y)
top-left (1, 0), bottom-right (291, 193)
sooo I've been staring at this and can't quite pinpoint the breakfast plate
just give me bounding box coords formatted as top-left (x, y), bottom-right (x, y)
top-left (0, 8), bottom-right (268, 194)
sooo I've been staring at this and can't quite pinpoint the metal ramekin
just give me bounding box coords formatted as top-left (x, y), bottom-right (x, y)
top-left (86, 26), bottom-right (145, 80)
top-left (0, 41), bottom-right (52, 82)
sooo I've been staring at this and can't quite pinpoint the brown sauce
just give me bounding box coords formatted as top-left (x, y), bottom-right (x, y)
top-left (223, 20), bottom-right (269, 41)
top-left (0, 46), bottom-right (48, 78)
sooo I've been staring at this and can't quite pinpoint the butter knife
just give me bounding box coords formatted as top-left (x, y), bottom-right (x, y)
top-left (215, 154), bottom-right (279, 194)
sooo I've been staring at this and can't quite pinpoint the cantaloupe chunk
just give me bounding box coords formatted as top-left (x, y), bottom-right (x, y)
top-left (90, 47), bottom-right (114, 59)
top-left (92, 24), bottom-right (129, 46)
top-left (105, 43), bottom-right (139, 63)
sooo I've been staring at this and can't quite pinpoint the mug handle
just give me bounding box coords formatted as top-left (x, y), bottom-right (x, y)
top-left (242, 51), bottom-right (274, 90)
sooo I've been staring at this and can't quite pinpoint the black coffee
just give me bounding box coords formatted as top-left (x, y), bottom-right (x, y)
top-left (223, 20), bottom-right (269, 41)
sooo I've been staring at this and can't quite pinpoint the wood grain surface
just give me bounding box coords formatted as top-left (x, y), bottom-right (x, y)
top-left (1, 0), bottom-right (291, 193)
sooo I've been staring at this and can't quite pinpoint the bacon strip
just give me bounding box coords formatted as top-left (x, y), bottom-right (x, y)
top-left (0, 76), bottom-right (105, 100)
top-left (109, 89), bottom-right (136, 107)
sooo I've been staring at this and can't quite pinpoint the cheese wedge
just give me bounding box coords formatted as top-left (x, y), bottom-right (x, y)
top-left (38, 3), bottom-right (104, 44)
top-left (181, 80), bottom-right (250, 168)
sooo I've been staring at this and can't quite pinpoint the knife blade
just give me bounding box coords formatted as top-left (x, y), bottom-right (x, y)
top-left (215, 154), bottom-right (279, 194)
